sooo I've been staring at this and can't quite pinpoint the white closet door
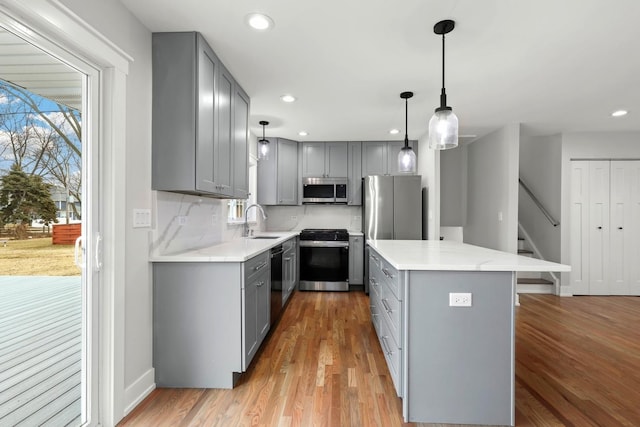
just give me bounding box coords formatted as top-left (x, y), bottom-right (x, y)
top-left (570, 161), bottom-right (590, 295)
top-left (588, 161), bottom-right (610, 295)
top-left (623, 161), bottom-right (640, 295)
top-left (610, 161), bottom-right (630, 294)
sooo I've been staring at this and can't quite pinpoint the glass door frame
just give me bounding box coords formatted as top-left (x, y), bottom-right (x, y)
top-left (0, 1), bottom-right (132, 425)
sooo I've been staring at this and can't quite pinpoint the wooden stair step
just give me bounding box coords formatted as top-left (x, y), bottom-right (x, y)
top-left (517, 278), bottom-right (553, 285)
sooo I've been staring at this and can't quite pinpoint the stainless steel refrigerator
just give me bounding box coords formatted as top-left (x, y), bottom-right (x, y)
top-left (362, 175), bottom-right (423, 293)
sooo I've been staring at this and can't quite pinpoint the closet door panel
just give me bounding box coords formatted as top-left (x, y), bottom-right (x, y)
top-left (570, 161), bottom-right (590, 295)
top-left (623, 161), bottom-right (640, 295)
top-left (588, 161), bottom-right (610, 295)
top-left (610, 161), bottom-right (629, 294)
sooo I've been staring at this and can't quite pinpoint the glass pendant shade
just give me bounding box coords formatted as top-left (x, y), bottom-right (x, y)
top-left (258, 139), bottom-right (269, 160)
top-left (428, 108), bottom-right (459, 150)
top-left (398, 146), bottom-right (417, 173)
top-left (257, 120), bottom-right (270, 160)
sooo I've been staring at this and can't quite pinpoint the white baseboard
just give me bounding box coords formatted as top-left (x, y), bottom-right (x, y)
top-left (123, 368), bottom-right (156, 417)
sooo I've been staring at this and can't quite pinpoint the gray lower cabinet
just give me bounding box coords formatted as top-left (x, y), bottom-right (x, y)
top-left (243, 252), bottom-right (271, 365)
top-left (153, 251), bottom-right (270, 389)
top-left (348, 235), bottom-right (364, 285)
top-left (368, 248), bottom-right (515, 425)
top-left (282, 237), bottom-right (298, 305)
top-left (152, 31), bottom-right (249, 198)
top-left (257, 138), bottom-right (298, 205)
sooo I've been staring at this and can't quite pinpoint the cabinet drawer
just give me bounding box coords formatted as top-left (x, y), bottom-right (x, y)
top-left (244, 252), bottom-right (270, 283)
top-left (377, 312), bottom-right (402, 397)
top-left (370, 289), bottom-right (382, 336)
top-left (379, 257), bottom-right (401, 299)
top-left (379, 282), bottom-right (401, 344)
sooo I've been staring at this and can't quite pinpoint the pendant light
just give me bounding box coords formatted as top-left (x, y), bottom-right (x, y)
top-left (258, 120), bottom-right (270, 160)
top-left (397, 91), bottom-right (417, 174)
top-left (428, 19), bottom-right (458, 150)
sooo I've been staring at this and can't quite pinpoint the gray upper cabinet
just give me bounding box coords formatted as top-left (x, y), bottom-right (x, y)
top-left (361, 142), bottom-right (388, 176)
top-left (257, 138), bottom-right (298, 205)
top-left (152, 32), bottom-right (249, 198)
top-left (301, 142), bottom-right (348, 178)
top-left (362, 141), bottom-right (418, 176)
top-left (233, 85), bottom-right (250, 199)
top-left (348, 142), bottom-right (362, 205)
top-left (215, 65), bottom-right (234, 197)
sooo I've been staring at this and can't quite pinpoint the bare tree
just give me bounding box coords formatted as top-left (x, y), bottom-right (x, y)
top-left (0, 80), bottom-right (82, 220)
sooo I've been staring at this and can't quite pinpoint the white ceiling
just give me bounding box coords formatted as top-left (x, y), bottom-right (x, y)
top-left (0, 28), bottom-right (82, 110)
top-left (114, 1), bottom-right (640, 142)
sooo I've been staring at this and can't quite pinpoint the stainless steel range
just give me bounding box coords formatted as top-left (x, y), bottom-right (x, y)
top-left (299, 228), bottom-right (349, 291)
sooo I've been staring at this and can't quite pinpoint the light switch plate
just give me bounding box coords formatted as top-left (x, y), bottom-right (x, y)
top-left (133, 209), bottom-right (151, 228)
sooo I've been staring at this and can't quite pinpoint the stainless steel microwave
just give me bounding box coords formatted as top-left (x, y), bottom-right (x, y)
top-left (302, 177), bottom-right (348, 204)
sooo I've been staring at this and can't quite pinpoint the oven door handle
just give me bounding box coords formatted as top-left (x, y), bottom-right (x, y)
top-left (299, 241), bottom-right (349, 248)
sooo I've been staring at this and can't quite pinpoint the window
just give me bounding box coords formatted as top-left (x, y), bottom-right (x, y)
top-left (228, 155), bottom-right (257, 223)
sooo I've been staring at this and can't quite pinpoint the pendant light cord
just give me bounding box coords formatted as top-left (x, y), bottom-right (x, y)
top-left (441, 33), bottom-right (446, 91)
top-left (404, 97), bottom-right (409, 148)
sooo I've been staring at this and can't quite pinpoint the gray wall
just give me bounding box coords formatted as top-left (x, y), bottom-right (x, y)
top-left (440, 145), bottom-right (467, 227)
top-left (518, 134), bottom-right (562, 262)
top-left (464, 124), bottom-right (520, 253)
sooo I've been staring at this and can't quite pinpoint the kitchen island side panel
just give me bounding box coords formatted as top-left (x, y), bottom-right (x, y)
top-left (153, 262), bottom-right (243, 388)
top-left (405, 270), bottom-right (515, 426)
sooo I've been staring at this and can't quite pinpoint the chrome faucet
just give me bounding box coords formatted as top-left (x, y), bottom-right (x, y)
top-left (243, 203), bottom-right (267, 237)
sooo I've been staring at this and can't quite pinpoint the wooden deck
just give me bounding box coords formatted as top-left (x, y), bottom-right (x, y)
top-left (0, 276), bottom-right (82, 427)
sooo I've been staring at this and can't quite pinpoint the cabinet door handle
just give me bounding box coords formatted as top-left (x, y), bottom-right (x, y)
top-left (382, 268), bottom-right (393, 279)
top-left (597, 226), bottom-right (602, 230)
top-left (381, 298), bottom-right (392, 314)
top-left (256, 281), bottom-right (265, 288)
top-left (371, 255), bottom-right (379, 262)
top-left (254, 261), bottom-right (268, 271)
top-left (284, 257), bottom-right (291, 261)
top-left (380, 336), bottom-right (393, 356)
top-left (618, 227), bottom-right (623, 230)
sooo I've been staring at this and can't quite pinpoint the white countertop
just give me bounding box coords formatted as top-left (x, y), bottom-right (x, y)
top-left (368, 240), bottom-right (571, 272)
top-left (150, 231), bottom-right (299, 262)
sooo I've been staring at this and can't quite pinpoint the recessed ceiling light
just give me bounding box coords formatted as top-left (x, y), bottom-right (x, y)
top-left (280, 94), bottom-right (296, 103)
top-left (611, 109), bottom-right (628, 117)
top-left (389, 129), bottom-right (400, 135)
top-left (298, 131), bottom-right (308, 136)
top-left (245, 13), bottom-right (274, 31)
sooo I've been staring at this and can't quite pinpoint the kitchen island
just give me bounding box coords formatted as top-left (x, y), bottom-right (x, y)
top-left (367, 240), bottom-right (570, 426)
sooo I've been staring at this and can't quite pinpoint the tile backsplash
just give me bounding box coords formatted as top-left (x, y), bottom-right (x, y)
top-left (150, 192), bottom-right (361, 255)
top-left (150, 191), bottom-right (264, 255)
top-left (265, 205), bottom-right (362, 232)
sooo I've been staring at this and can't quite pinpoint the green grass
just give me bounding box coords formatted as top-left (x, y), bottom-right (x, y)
top-left (0, 237), bottom-right (80, 276)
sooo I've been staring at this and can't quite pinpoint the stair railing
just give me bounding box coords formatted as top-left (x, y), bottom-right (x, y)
top-left (519, 178), bottom-right (559, 227)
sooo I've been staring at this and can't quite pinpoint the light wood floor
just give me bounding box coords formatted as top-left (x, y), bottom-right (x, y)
top-left (119, 292), bottom-right (640, 426)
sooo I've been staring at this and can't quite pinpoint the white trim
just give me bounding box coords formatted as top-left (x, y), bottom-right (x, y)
top-left (123, 368), bottom-right (156, 416)
top-left (0, 2), bottom-right (131, 425)
top-left (0, 0), bottom-right (131, 72)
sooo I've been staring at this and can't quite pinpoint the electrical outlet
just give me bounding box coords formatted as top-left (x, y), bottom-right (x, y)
top-left (177, 215), bottom-right (187, 226)
top-left (449, 292), bottom-right (472, 307)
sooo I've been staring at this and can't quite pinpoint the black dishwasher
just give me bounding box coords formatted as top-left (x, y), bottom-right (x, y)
top-left (270, 245), bottom-right (284, 326)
